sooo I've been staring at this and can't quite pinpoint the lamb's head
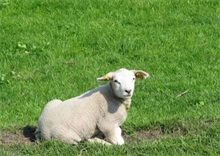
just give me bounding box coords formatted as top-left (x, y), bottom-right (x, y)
top-left (97, 68), bottom-right (149, 99)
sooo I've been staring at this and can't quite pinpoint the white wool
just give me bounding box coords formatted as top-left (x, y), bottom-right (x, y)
top-left (35, 68), bottom-right (149, 145)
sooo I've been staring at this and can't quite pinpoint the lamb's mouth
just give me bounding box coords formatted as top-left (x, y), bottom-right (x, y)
top-left (124, 94), bottom-right (132, 98)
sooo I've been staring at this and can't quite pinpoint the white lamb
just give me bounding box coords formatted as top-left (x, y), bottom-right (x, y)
top-left (35, 68), bottom-right (149, 145)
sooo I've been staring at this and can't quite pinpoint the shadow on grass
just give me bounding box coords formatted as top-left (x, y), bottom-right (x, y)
top-left (23, 125), bottom-right (37, 142)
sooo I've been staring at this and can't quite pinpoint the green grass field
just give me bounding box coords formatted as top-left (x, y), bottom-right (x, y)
top-left (1, 0), bottom-right (220, 155)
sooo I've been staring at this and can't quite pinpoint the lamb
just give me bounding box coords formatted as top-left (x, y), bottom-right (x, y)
top-left (35, 68), bottom-right (149, 145)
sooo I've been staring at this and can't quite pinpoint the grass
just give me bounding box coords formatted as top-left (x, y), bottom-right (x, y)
top-left (0, 0), bottom-right (220, 155)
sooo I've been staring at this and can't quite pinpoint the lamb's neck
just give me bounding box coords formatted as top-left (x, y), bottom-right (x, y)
top-left (106, 83), bottom-right (132, 110)
top-left (120, 98), bottom-right (131, 110)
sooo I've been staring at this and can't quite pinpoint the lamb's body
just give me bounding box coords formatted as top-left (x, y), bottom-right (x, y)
top-left (36, 68), bottom-right (149, 145)
top-left (37, 84), bottom-right (130, 144)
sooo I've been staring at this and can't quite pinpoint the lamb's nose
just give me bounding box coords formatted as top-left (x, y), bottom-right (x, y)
top-left (125, 90), bottom-right (131, 94)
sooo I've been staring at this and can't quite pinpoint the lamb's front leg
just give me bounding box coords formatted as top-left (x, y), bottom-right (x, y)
top-left (88, 137), bottom-right (111, 145)
top-left (104, 126), bottom-right (124, 145)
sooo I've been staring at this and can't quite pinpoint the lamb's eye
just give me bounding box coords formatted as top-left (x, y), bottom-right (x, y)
top-left (114, 80), bottom-right (120, 84)
top-left (133, 78), bottom-right (136, 80)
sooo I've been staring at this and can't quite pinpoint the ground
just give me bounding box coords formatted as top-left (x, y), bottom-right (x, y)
top-left (0, 125), bottom-right (186, 146)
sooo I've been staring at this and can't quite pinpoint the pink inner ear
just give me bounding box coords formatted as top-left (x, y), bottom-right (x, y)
top-left (135, 71), bottom-right (149, 79)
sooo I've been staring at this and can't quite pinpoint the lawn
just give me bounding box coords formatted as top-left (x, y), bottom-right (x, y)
top-left (0, 0), bottom-right (220, 155)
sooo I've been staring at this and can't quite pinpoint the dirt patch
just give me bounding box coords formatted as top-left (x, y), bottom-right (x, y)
top-left (0, 125), bottom-right (36, 146)
top-left (0, 125), bottom-right (187, 146)
top-left (123, 127), bottom-right (162, 143)
top-left (123, 125), bottom-right (187, 143)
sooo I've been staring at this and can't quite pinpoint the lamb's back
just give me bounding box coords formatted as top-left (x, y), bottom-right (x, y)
top-left (38, 85), bottom-right (109, 139)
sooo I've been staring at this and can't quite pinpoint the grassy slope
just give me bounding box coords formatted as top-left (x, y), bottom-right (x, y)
top-left (0, 0), bottom-right (220, 155)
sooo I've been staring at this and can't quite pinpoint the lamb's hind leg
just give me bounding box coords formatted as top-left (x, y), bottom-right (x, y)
top-left (51, 126), bottom-right (81, 144)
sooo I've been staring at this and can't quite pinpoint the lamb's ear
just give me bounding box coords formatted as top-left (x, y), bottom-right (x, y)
top-left (97, 72), bottom-right (114, 82)
top-left (132, 70), bottom-right (149, 79)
